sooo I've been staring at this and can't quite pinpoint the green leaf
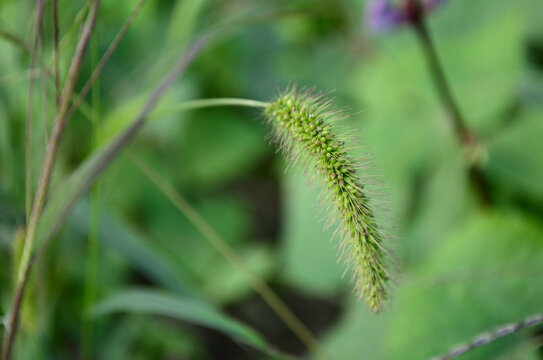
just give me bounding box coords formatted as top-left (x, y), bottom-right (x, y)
top-left (486, 109), bottom-right (543, 202)
top-left (349, 0), bottom-right (527, 266)
top-left (280, 166), bottom-right (345, 295)
top-left (202, 244), bottom-right (276, 303)
top-left (322, 297), bottom-right (391, 360)
top-left (165, 0), bottom-right (208, 48)
top-left (384, 211), bottom-right (543, 360)
top-left (92, 288), bottom-right (281, 357)
top-left (175, 109), bottom-right (270, 190)
top-left (99, 316), bottom-right (200, 359)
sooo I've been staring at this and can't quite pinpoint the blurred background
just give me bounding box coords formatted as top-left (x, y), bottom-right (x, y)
top-left (1, 0), bottom-right (543, 359)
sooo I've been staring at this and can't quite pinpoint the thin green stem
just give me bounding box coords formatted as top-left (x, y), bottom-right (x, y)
top-left (80, 32), bottom-right (102, 360)
top-left (25, 0), bottom-right (45, 221)
top-left (150, 98), bottom-right (268, 119)
top-left (129, 154), bottom-right (331, 360)
top-left (410, 11), bottom-right (492, 205)
top-left (412, 19), bottom-right (468, 142)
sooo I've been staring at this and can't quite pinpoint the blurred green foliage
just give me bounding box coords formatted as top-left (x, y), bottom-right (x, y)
top-left (1, 0), bottom-right (543, 359)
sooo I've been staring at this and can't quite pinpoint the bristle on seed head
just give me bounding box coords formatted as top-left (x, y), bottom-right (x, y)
top-left (264, 86), bottom-right (391, 312)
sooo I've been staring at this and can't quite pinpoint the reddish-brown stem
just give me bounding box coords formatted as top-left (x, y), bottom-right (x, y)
top-left (1, 2), bottom-right (101, 359)
top-left (409, 3), bottom-right (492, 205)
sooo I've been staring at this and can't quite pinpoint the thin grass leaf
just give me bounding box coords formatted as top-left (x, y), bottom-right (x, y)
top-left (165, 0), bottom-right (207, 48)
top-left (34, 34), bottom-right (210, 253)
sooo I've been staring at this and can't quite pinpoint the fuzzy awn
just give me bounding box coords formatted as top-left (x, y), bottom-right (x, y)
top-left (264, 87), bottom-right (391, 312)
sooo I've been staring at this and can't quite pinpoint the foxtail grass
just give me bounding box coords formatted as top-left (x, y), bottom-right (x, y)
top-left (264, 86), bottom-right (391, 312)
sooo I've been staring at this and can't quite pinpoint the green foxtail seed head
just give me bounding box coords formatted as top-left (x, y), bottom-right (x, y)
top-left (264, 86), bottom-right (391, 312)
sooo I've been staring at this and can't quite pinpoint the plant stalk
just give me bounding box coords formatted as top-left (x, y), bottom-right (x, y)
top-left (410, 9), bottom-right (492, 205)
top-left (150, 98), bottom-right (268, 119)
top-left (1, 2), bottom-right (100, 358)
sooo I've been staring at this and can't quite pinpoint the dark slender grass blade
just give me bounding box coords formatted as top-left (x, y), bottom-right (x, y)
top-left (34, 35), bottom-right (210, 253)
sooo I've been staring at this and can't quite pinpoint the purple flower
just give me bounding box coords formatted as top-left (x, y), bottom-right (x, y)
top-left (425, 0), bottom-right (447, 10)
top-left (366, 0), bottom-right (407, 32)
top-left (365, 0), bottom-right (448, 33)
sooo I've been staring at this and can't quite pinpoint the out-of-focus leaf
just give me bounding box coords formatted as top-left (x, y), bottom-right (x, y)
top-left (35, 122), bottom-right (144, 251)
top-left (175, 109), bottom-right (270, 190)
top-left (202, 244), bottom-right (276, 303)
top-left (165, 0), bottom-right (207, 48)
top-left (486, 109), bottom-right (543, 202)
top-left (92, 288), bottom-right (280, 357)
top-left (100, 316), bottom-right (199, 360)
top-left (97, 82), bottom-right (194, 148)
top-left (434, 3), bottom-right (524, 127)
top-left (322, 297), bottom-right (391, 360)
top-left (385, 211), bottom-right (543, 360)
top-left (280, 166), bottom-right (345, 295)
top-left (68, 200), bottom-right (197, 297)
top-left (34, 34), bottom-right (208, 251)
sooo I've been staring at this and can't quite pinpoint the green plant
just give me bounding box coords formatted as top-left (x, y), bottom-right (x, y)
top-left (265, 87), bottom-right (391, 312)
top-left (2, 0), bottom-right (542, 359)
top-left (0, 0), bottom-right (390, 356)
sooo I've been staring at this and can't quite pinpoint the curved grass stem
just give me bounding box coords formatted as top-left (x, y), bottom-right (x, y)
top-left (129, 95), bottom-right (330, 357)
top-left (150, 98), bottom-right (268, 119)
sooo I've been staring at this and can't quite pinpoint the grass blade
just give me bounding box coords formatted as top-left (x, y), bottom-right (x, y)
top-left (92, 288), bottom-right (289, 358)
top-left (35, 34), bottom-right (210, 253)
